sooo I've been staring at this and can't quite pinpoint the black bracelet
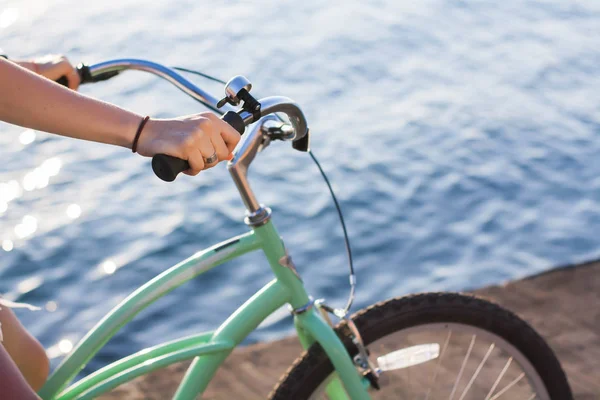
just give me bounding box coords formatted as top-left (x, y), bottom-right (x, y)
top-left (0, 55), bottom-right (8, 60)
top-left (131, 116), bottom-right (150, 153)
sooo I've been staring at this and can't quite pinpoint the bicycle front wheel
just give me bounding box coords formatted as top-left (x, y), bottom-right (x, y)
top-left (270, 293), bottom-right (572, 400)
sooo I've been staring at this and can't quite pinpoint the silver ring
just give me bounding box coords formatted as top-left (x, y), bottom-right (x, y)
top-left (203, 151), bottom-right (218, 164)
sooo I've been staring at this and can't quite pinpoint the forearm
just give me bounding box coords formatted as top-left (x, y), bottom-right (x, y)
top-left (0, 58), bottom-right (140, 148)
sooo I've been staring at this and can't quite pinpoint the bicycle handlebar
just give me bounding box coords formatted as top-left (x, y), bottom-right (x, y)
top-left (60, 59), bottom-right (309, 182)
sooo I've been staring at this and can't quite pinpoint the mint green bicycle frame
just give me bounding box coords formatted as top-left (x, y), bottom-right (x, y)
top-left (37, 220), bottom-right (370, 399)
top-left (35, 58), bottom-right (372, 399)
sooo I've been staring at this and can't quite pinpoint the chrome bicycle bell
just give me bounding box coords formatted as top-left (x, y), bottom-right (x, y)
top-left (217, 75), bottom-right (262, 123)
top-left (217, 75), bottom-right (253, 107)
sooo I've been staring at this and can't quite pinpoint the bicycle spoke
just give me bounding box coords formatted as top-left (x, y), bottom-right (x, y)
top-left (458, 343), bottom-right (495, 400)
top-left (424, 330), bottom-right (452, 400)
top-left (489, 372), bottom-right (525, 400)
top-left (485, 357), bottom-right (513, 400)
top-left (525, 394), bottom-right (536, 400)
top-left (448, 334), bottom-right (476, 400)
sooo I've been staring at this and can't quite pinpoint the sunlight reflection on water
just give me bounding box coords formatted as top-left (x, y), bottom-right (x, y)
top-left (45, 301), bottom-right (58, 312)
top-left (0, 180), bottom-right (22, 204)
top-left (14, 215), bottom-right (37, 238)
top-left (17, 275), bottom-right (44, 294)
top-left (100, 260), bottom-right (117, 275)
top-left (0, 7), bottom-right (19, 29)
top-left (47, 338), bottom-right (74, 359)
top-left (2, 240), bottom-right (14, 252)
top-left (19, 129), bottom-right (35, 145)
top-left (66, 204), bottom-right (81, 219)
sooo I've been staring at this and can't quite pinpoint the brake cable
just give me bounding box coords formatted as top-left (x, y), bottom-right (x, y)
top-left (172, 67), bottom-right (227, 85)
top-left (175, 67), bottom-right (356, 316)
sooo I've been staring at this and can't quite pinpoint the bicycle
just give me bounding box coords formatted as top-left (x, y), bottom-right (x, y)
top-left (38, 58), bottom-right (573, 399)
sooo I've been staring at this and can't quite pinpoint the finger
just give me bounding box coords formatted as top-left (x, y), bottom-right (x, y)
top-left (184, 148), bottom-right (204, 176)
top-left (55, 58), bottom-right (79, 89)
top-left (66, 68), bottom-right (80, 90)
top-left (216, 118), bottom-right (242, 152)
top-left (52, 60), bottom-right (75, 82)
top-left (198, 134), bottom-right (218, 169)
top-left (204, 114), bottom-right (241, 153)
top-left (209, 131), bottom-right (230, 162)
top-left (225, 136), bottom-right (238, 154)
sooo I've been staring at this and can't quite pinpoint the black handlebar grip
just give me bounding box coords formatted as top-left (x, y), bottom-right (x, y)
top-left (56, 76), bottom-right (69, 87)
top-left (152, 111), bottom-right (246, 182)
top-left (221, 111), bottom-right (246, 135)
top-left (152, 155), bottom-right (189, 182)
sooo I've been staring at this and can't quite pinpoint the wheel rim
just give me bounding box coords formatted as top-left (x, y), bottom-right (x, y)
top-left (309, 322), bottom-right (551, 400)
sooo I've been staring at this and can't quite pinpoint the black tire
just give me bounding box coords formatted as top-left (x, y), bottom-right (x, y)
top-left (269, 292), bottom-right (572, 400)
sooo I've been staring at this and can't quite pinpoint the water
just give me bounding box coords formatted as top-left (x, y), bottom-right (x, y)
top-left (1, 0), bottom-right (599, 374)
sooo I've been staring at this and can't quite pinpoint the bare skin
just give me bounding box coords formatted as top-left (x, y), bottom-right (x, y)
top-left (0, 57), bottom-right (240, 173)
top-left (0, 343), bottom-right (40, 400)
top-left (0, 304), bottom-right (49, 394)
top-left (0, 55), bottom-right (241, 398)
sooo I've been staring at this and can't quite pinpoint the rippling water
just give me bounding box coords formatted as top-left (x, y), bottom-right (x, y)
top-left (1, 0), bottom-right (600, 374)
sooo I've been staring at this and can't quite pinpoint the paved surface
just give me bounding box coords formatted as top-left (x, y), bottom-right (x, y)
top-left (100, 261), bottom-right (600, 399)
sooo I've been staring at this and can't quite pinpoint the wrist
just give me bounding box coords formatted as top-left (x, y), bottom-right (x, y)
top-left (98, 109), bottom-right (145, 150)
top-left (133, 118), bottom-right (164, 157)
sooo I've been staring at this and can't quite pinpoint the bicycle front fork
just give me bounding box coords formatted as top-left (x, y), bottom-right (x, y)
top-left (293, 302), bottom-right (372, 400)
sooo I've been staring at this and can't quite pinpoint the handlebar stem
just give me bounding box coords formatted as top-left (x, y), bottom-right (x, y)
top-left (228, 115), bottom-right (279, 217)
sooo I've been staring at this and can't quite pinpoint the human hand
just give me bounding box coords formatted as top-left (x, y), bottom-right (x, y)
top-left (18, 54), bottom-right (80, 90)
top-left (135, 112), bottom-right (242, 176)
